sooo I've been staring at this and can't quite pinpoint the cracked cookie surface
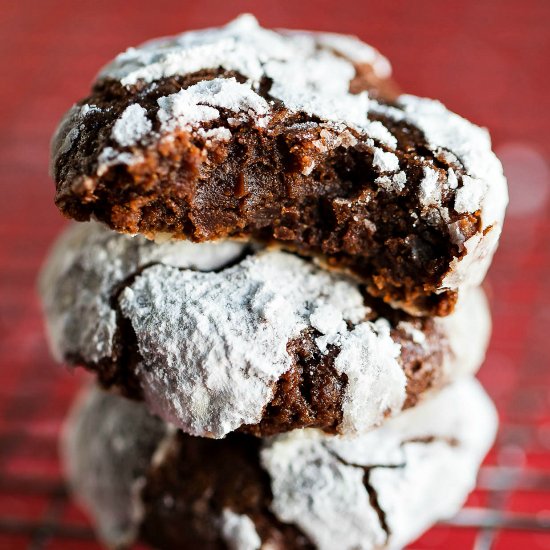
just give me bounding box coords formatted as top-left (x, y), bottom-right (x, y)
top-left (63, 378), bottom-right (497, 550)
top-left (50, 15), bottom-right (507, 315)
top-left (41, 222), bottom-right (491, 438)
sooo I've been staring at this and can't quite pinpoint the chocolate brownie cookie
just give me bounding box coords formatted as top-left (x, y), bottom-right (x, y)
top-left (40, 222), bottom-right (491, 438)
top-left (63, 378), bottom-right (497, 550)
top-left (50, 15), bottom-right (507, 315)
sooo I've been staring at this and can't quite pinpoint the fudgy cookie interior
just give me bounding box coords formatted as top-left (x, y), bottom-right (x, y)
top-left (54, 68), bottom-right (480, 316)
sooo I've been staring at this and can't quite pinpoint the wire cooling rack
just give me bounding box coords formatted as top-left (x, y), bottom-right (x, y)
top-left (0, 0), bottom-right (548, 548)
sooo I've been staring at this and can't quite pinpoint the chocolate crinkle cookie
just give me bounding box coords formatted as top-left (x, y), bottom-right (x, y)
top-left (49, 14), bottom-right (508, 315)
top-left (40, 222), bottom-right (491, 439)
top-left (63, 378), bottom-right (497, 550)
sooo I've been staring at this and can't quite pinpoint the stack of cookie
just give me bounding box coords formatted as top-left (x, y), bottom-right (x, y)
top-left (40, 15), bottom-right (508, 550)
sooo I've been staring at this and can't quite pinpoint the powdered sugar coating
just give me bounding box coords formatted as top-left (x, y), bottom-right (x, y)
top-left (369, 380), bottom-right (497, 548)
top-left (396, 95), bottom-right (505, 211)
top-left (376, 95), bottom-right (509, 291)
top-left (157, 77), bottom-right (271, 133)
top-left (455, 175), bottom-right (484, 213)
top-left (62, 386), bottom-right (168, 548)
top-left (419, 166), bottom-right (442, 207)
top-left (266, 431), bottom-right (387, 550)
top-left (76, 13), bottom-right (392, 174)
top-left (111, 104), bottom-right (152, 146)
top-left (311, 32), bottom-right (392, 78)
top-left (220, 509), bottom-right (262, 550)
top-left (94, 14), bottom-right (397, 162)
top-left (372, 148), bottom-right (399, 172)
top-left (376, 171), bottom-right (407, 193)
top-left (100, 14), bottom-right (391, 86)
top-left (96, 147), bottom-right (144, 175)
top-left (64, 378), bottom-right (496, 550)
top-left (334, 320), bottom-right (403, 434)
top-left (39, 222), bottom-right (245, 364)
top-left (118, 250), bottom-right (405, 438)
top-left (262, 378), bottom-right (497, 550)
top-left (89, 15), bottom-right (402, 164)
top-left (93, 8), bottom-right (506, 222)
top-left (64, 389), bottom-right (262, 550)
top-left (370, 97), bottom-right (507, 208)
top-left (436, 287), bottom-right (492, 381)
top-left (98, 13), bottom-right (380, 136)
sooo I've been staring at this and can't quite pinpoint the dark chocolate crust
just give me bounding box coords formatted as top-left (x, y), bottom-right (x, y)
top-left (140, 433), bottom-right (313, 550)
top-left (51, 64), bottom-right (479, 316)
top-left (88, 292), bottom-right (447, 438)
top-left (241, 311), bottom-right (446, 437)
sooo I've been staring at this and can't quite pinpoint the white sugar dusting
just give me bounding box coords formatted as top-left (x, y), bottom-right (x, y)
top-left (56, 15), bottom-right (508, 304)
top-left (220, 510), bottom-right (261, 550)
top-left (376, 171), bottom-right (406, 193)
top-left (454, 175), bottom-right (485, 213)
top-left (392, 94), bottom-right (508, 226)
top-left (393, 171), bottom-right (407, 189)
top-left (197, 127), bottom-right (232, 142)
top-left (118, 250), bottom-right (406, 438)
top-left (310, 303), bottom-right (348, 337)
top-left (97, 147), bottom-right (144, 175)
top-left (447, 167), bottom-right (459, 190)
top-left (157, 77), bottom-right (270, 132)
top-left (100, 14), bottom-right (391, 87)
top-left (262, 49), bottom-right (375, 130)
top-left (262, 378), bottom-right (497, 550)
top-left (372, 148), bottom-right (399, 172)
top-left (263, 430), bottom-right (386, 550)
top-left (63, 14), bottom-right (508, 302)
top-left (396, 321), bottom-right (426, 345)
top-left (436, 287), bottom-right (492, 382)
top-left (62, 387), bottom-right (168, 549)
top-left (100, 15), bottom-right (271, 86)
top-left (312, 32), bottom-right (392, 78)
top-left (419, 166), bottom-right (441, 207)
top-left (363, 120), bottom-right (397, 148)
top-left (39, 222), bottom-right (246, 365)
top-left (80, 104), bottom-right (101, 116)
top-left (111, 104), bottom-right (152, 146)
top-left (369, 94), bottom-right (507, 293)
top-left (335, 320), bottom-right (405, 434)
top-left (375, 175), bottom-right (392, 191)
top-left (96, 14), bottom-right (400, 148)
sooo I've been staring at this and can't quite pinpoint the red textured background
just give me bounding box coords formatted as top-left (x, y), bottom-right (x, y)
top-left (0, 0), bottom-right (549, 548)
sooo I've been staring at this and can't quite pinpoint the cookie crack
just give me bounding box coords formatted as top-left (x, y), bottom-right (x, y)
top-left (240, 328), bottom-right (347, 437)
top-left (401, 435), bottom-right (459, 447)
top-left (323, 446), bottom-right (405, 540)
top-left (363, 469), bottom-right (391, 539)
top-left (109, 261), bottom-right (162, 308)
